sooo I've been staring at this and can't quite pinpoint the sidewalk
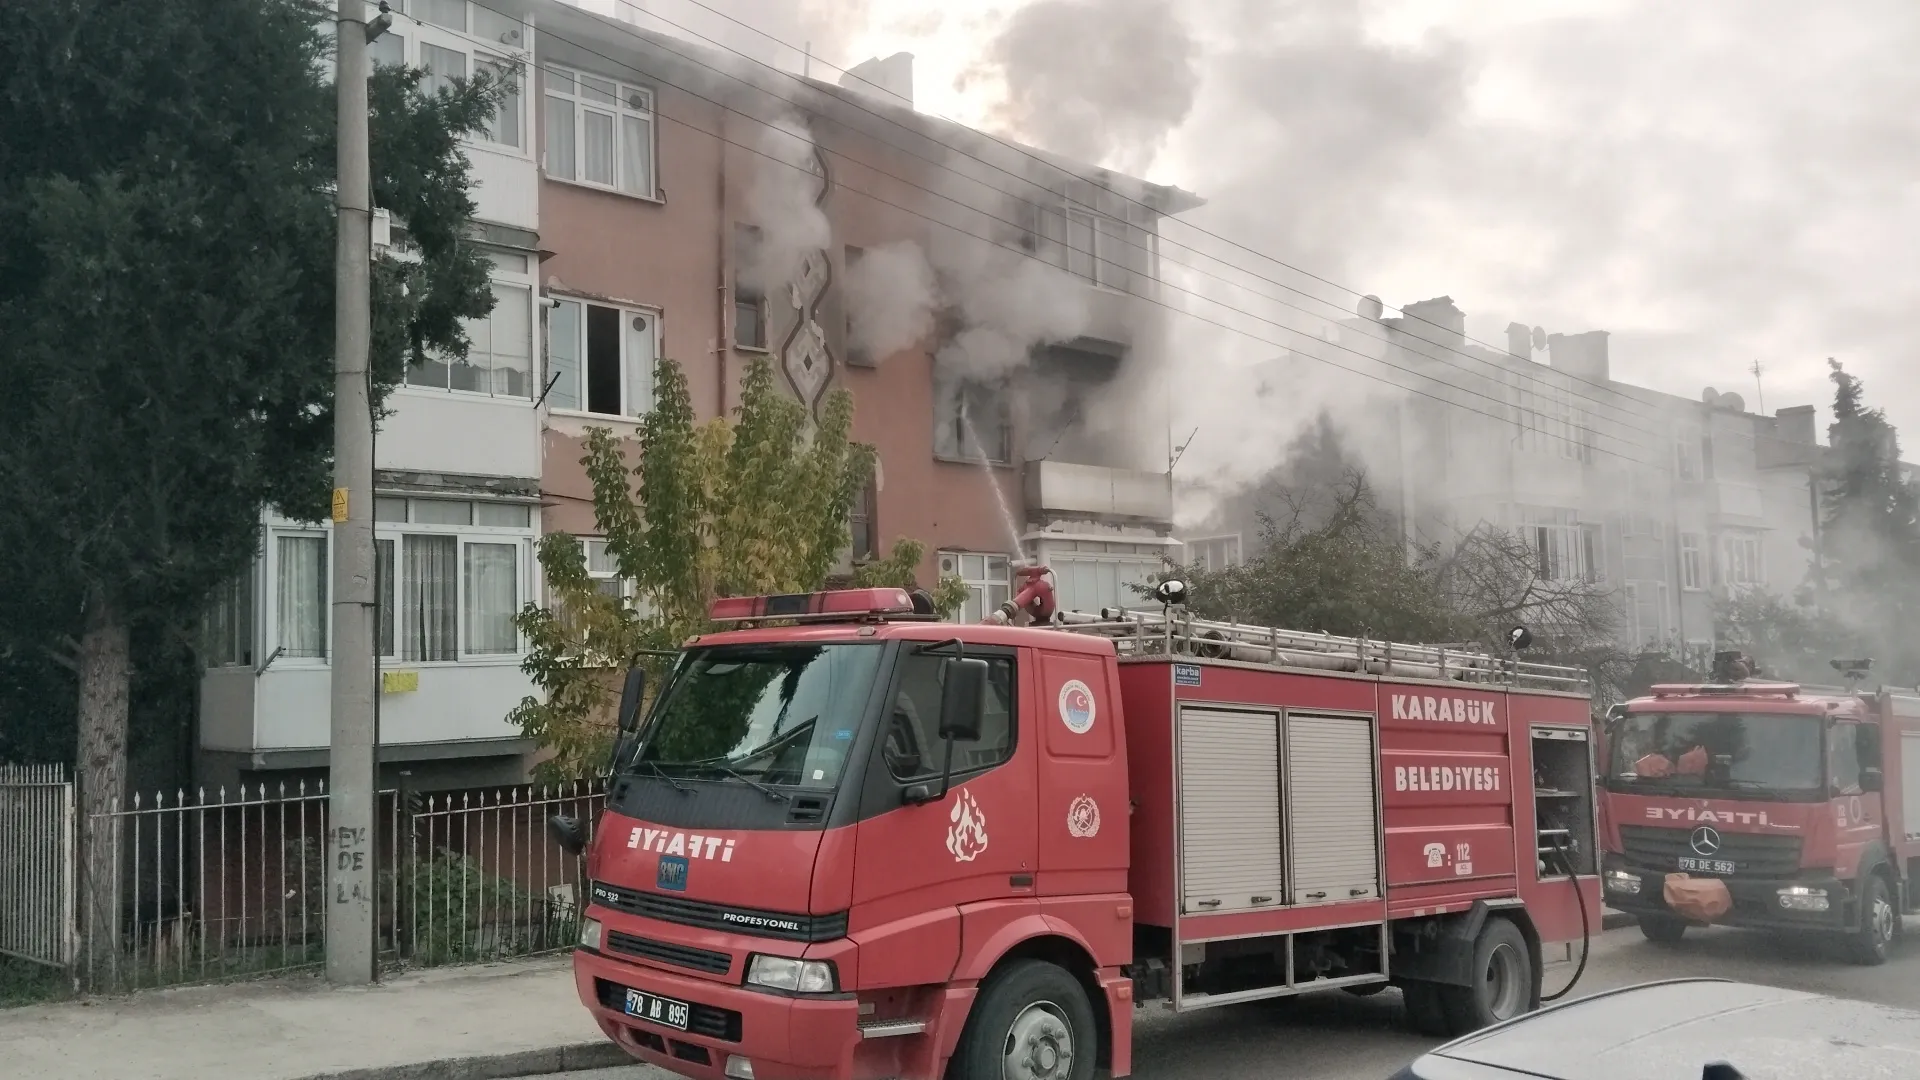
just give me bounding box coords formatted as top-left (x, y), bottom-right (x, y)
top-left (0, 955), bottom-right (651, 1080)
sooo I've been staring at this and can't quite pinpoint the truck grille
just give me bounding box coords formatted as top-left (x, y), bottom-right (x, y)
top-left (589, 880), bottom-right (848, 943)
top-left (595, 978), bottom-right (744, 1042)
top-left (1618, 825), bottom-right (1803, 876)
top-left (607, 930), bottom-right (733, 976)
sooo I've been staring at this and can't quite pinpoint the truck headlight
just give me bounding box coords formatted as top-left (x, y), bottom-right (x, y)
top-left (1604, 869), bottom-right (1642, 896)
top-left (1777, 886), bottom-right (1829, 912)
top-left (746, 954), bottom-right (837, 994)
top-left (580, 916), bottom-right (603, 951)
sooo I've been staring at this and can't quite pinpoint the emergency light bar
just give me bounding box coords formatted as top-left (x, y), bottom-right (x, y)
top-left (1649, 682), bottom-right (1801, 698)
top-left (707, 587), bottom-right (920, 624)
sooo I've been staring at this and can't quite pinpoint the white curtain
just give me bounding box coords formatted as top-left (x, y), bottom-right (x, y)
top-left (403, 535), bottom-right (458, 661)
top-left (465, 543), bottom-right (519, 654)
top-left (276, 535), bottom-right (327, 658)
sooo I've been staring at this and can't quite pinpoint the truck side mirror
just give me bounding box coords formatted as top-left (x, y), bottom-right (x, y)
top-left (938, 657), bottom-right (989, 742)
top-left (548, 813), bottom-right (586, 856)
top-left (1861, 767), bottom-right (1884, 793)
top-left (616, 667), bottom-right (647, 733)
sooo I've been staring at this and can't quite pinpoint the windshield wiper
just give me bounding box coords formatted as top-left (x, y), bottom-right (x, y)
top-left (691, 762), bottom-right (791, 803)
top-left (633, 760), bottom-right (693, 793)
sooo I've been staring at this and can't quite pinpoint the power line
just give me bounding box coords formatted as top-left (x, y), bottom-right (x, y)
top-left (464, 0), bottom-right (1674, 469)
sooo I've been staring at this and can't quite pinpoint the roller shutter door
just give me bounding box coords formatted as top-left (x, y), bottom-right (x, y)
top-left (1285, 712), bottom-right (1381, 904)
top-left (1178, 707), bottom-right (1284, 913)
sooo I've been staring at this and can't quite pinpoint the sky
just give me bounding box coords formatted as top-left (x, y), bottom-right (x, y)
top-left (578, 0), bottom-right (1920, 470)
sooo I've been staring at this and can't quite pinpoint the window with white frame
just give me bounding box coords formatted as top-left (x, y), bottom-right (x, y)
top-left (1513, 382), bottom-right (1593, 462)
top-left (370, 496), bottom-right (534, 661)
top-left (368, 3), bottom-right (527, 153)
top-left (1518, 506), bottom-right (1603, 583)
top-left (547, 297), bottom-right (656, 417)
top-left (204, 569), bottom-right (255, 668)
top-left (1623, 580), bottom-right (1670, 651)
top-left (276, 533), bottom-right (330, 659)
top-left (1718, 532), bottom-right (1764, 588)
top-left (543, 65), bottom-right (655, 197)
top-left (1018, 182), bottom-right (1156, 291)
top-left (848, 479), bottom-right (877, 562)
top-left (1051, 543), bottom-right (1163, 615)
top-left (1679, 532), bottom-right (1704, 590)
top-left (1674, 425), bottom-right (1702, 482)
top-left (938, 551), bottom-right (1011, 623)
top-left (733, 224), bottom-right (769, 351)
top-left (406, 250), bottom-right (536, 397)
top-left (1185, 535), bottom-right (1241, 572)
top-left (933, 372), bottom-right (1012, 463)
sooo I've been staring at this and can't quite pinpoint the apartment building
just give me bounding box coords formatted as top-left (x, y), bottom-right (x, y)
top-left (198, 0), bottom-right (546, 791)
top-left (531, 1), bottom-right (1204, 621)
top-left (1183, 294), bottom-right (1826, 660)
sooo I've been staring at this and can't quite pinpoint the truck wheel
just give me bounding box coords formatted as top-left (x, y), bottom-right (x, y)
top-left (1401, 983), bottom-right (1450, 1037)
top-left (1844, 874), bottom-right (1898, 967)
top-left (1639, 915), bottom-right (1687, 945)
top-left (949, 959), bottom-right (1096, 1080)
top-left (1437, 918), bottom-right (1534, 1035)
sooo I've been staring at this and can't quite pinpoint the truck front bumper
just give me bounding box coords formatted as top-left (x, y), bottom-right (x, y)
top-left (575, 947), bottom-right (865, 1080)
top-left (1601, 857), bottom-right (1860, 932)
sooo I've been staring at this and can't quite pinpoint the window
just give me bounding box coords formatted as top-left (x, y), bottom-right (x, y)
top-left (582, 538), bottom-right (630, 601)
top-left (476, 58), bottom-right (522, 149)
top-left (1019, 186), bottom-right (1155, 291)
top-left (849, 480), bottom-right (876, 562)
top-left (276, 534), bottom-right (329, 659)
top-left (1828, 724), bottom-right (1863, 794)
top-left (939, 552), bottom-right (1011, 623)
top-left (843, 246), bottom-right (875, 367)
top-left (1520, 507), bottom-right (1602, 583)
top-left (1623, 580), bottom-right (1669, 651)
top-left (406, 250), bottom-right (535, 397)
top-left (1675, 426), bottom-right (1702, 481)
top-left (543, 65), bottom-right (655, 197)
top-left (363, 6), bottom-right (528, 153)
top-left (204, 570), bottom-right (254, 667)
top-left (410, 0), bottom-right (469, 32)
top-left (933, 374), bottom-right (1012, 463)
top-left (1680, 533), bottom-right (1704, 590)
top-left (1052, 550), bottom-right (1161, 615)
top-left (733, 224), bottom-right (768, 350)
top-left (1186, 535), bottom-right (1241, 572)
top-left (1513, 383), bottom-right (1593, 463)
top-left (884, 652), bottom-right (1017, 779)
top-left (363, 498), bottom-right (533, 662)
top-left (547, 298), bottom-right (656, 417)
top-left (1718, 533), bottom-right (1763, 587)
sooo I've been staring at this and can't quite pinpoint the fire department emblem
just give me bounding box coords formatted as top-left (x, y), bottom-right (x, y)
top-left (1066, 795), bottom-right (1101, 839)
top-left (946, 789), bottom-right (989, 862)
top-left (1058, 680), bottom-right (1096, 734)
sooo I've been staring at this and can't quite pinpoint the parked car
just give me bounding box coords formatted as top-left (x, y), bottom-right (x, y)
top-left (1386, 977), bottom-right (1920, 1079)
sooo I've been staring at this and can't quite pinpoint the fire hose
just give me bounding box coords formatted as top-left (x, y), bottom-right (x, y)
top-left (1539, 832), bottom-right (1590, 1002)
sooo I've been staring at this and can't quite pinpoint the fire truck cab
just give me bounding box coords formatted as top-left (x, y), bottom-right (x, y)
top-left (1599, 652), bottom-right (1920, 964)
top-left (561, 581), bottom-right (1599, 1080)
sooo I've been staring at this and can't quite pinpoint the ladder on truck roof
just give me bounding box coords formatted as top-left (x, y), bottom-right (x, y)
top-left (1048, 608), bottom-right (1591, 695)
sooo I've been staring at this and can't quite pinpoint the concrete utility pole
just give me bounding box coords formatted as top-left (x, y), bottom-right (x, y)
top-left (327, 0), bottom-right (382, 986)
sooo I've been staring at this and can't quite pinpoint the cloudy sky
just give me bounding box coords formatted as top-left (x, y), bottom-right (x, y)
top-left (587, 0), bottom-right (1920, 471)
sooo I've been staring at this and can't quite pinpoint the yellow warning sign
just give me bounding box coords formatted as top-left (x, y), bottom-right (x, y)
top-left (331, 488), bottom-right (349, 522)
top-left (382, 670), bottom-right (419, 694)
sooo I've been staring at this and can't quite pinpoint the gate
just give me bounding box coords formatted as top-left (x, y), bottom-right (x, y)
top-left (0, 763), bottom-right (78, 968)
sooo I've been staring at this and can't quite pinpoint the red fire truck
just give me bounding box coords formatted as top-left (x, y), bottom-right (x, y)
top-left (553, 573), bottom-right (1599, 1080)
top-left (1599, 651), bottom-right (1920, 964)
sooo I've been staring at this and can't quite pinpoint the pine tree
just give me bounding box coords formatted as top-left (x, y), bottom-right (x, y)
top-left (1815, 360), bottom-right (1920, 680)
top-left (0, 0), bottom-right (507, 969)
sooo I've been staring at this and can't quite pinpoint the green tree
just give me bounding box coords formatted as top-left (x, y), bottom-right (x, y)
top-left (511, 357), bottom-right (965, 778)
top-left (1814, 360), bottom-right (1920, 681)
top-left (0, 0), bottom-right (508, 968)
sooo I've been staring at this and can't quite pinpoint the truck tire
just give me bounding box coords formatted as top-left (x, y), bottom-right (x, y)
top-left (1638, 915), bottom-right (1687, 945)
top-left (1401, 983), bottom-right (1450, 1037)
top-left (1844, 874), bottom-right (1898, 967)
top-left (948, 959), bottom-right (1096, 1080)
top-left (1436, 917), bottom-right (1534, 1035)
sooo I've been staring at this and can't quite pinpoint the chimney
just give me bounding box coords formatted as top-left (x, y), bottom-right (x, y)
top-left (1776, 404), bottom-right (1816, 445)
top-left (1401, 296), bottom-right (1465, 349)
top-left (1505, 321), bottom-right (1531, 359)
top-left (1546, 329), bottom-right (1610, 383)
top-left (839, 52), bottom-right (914, 108)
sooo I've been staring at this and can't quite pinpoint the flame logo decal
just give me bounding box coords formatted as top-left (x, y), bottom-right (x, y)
top-left (946, 788), bottom-right (990, 862)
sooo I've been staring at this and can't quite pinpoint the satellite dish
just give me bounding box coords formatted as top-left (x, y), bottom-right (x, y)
top-left (1531, 326), bottom-right (1547, 350)
top-left (1702, 387), bottom-right (1721, 405)
top-left (1719, 392), bottom-right (1745, 413)
top-left (1357, 295), bottom-right (1384, 320)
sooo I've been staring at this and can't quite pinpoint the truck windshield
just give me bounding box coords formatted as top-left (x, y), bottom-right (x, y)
top-left (1608, 711), bottom-right (1823, 796)
top-left (630, 643), bottom-right (883, 792)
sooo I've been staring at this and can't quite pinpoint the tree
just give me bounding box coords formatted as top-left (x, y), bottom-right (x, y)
top-left (0, 0), bottom-right (507, 970)
top-left (511, 357), bottom-right (966, 778)
top-left (1814, 360), bottom-right (1920, 682)
top-left (1714, 587), bottom-right (1851, 685)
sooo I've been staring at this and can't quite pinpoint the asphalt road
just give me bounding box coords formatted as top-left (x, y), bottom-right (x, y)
top-left (545, 917), bottom-right (1920, 1080)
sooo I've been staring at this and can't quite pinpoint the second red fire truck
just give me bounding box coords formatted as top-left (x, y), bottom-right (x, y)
top-left (554, 570), bottom-right (1600, 1080)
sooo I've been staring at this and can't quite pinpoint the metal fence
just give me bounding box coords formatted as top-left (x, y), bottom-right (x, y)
top-left (0, 764), bottom-right (76, 969)
top-left (2, 770), bottom-right (605, 993)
